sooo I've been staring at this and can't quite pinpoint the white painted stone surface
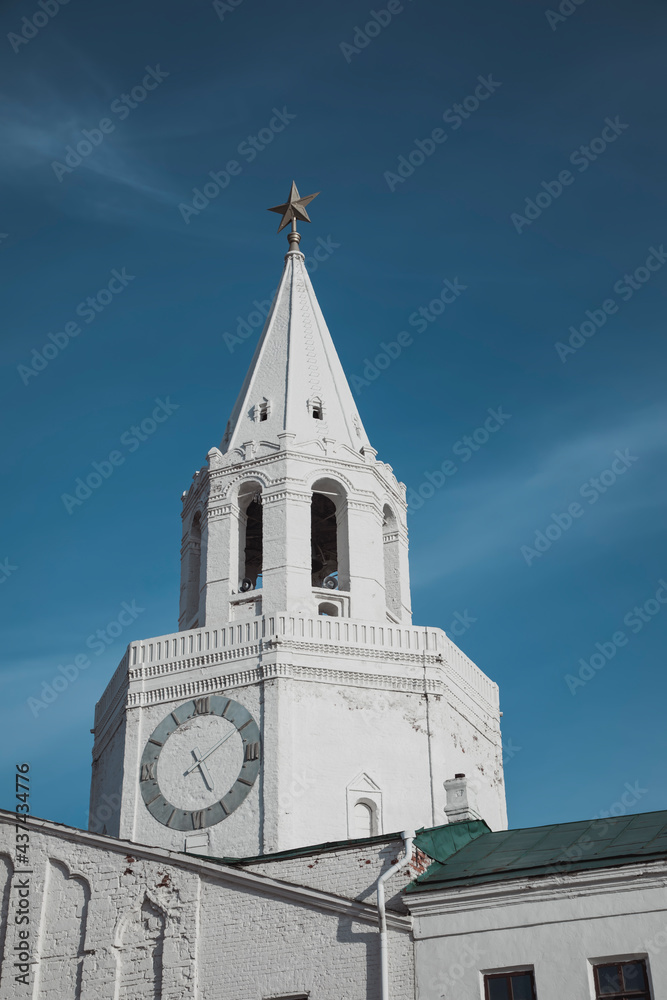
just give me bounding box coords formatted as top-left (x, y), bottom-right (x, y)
top-left (0, 811), bottom-right (413, 1000)
top-left (90, 615), bottom-right (506, 857)
top-left (90, 239), bottom-right (507, 858)
top-left (407, 863), bottom-right (667, 1000)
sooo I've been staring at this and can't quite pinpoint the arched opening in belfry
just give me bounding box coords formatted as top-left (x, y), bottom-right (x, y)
top-left (311, 478), bottom-right (348, 591)
top-left (185, 512), bottom-right (202, 623)
top-left (311, 493), bottom-right (337, 588)
top-left (382, 504), bottom-right (401, 618)
top-left (238, 483), bottom-right (263, 591)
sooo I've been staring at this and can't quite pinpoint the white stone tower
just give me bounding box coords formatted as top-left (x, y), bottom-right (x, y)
top-left (89, 184), bottom-right (507, 857)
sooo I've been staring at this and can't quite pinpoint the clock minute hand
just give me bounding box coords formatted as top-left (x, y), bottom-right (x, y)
top-left (184, 728), bottom-right (237, 775)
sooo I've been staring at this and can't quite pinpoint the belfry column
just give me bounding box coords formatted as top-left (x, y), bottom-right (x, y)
top-left (261, 483), bottom-right (313, 615)
top-left (200, 499), bottom-right (237, 625)
top-left (346, 499), bottom-right (387, 620)
top-left (396, 522), bottom-right (412, 622)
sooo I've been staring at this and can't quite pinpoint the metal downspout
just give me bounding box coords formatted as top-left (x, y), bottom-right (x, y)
top-left (377, 830), bottom-right (414, 1000)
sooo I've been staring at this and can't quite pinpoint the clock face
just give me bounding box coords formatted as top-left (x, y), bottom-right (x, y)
top-left (139, 695), bottom-right (261, 831)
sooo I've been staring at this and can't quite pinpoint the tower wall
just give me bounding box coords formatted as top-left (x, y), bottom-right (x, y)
top-left (90, 615), bottom-right (506, 856)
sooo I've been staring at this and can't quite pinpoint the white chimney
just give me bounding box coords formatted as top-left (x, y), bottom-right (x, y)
top-left (444, 773), bottom-right (482, 823)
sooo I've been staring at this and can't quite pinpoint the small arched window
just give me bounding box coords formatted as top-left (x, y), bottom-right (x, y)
top-left (352, 801), bottom-right (375, 838)
top-left (308, 396), bottom-right (324, 420)
top-left (318, 602), bottom-right (338, 617)
top-left (347, 774), bottom-right (382, 838)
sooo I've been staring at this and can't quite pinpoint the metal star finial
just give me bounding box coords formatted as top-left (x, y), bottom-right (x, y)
top-left (268, 181), bottom-right (320, 233)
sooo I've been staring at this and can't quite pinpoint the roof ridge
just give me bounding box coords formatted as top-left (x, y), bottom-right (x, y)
top-left (206, 830), bottom-right (406, 866)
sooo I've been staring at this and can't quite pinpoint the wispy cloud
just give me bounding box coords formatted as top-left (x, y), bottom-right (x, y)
top-left (0, 72), bottom-right (182, 227)
top-left (412, 404), bottom-right (667, 585)
top-left (1, 92), bottom-right (154, 157)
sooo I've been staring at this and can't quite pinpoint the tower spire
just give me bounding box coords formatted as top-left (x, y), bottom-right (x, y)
top-left (221, 182), bottom-right (370, 457)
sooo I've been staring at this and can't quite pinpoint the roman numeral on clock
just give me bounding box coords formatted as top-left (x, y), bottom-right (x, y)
top-left (141, 762), bottom-right (156, 781)
top-left (192, 811), bottom-right (205, 829)
top-left (194, 697), bottom-right (211, 715)
top-left (244, 741), bottom-right (260, 762)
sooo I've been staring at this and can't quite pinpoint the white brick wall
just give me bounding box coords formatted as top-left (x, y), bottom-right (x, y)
top-left (238, 837), bottom-right (434, 913)
top-left (0, 812), bottom-right (414, 1000)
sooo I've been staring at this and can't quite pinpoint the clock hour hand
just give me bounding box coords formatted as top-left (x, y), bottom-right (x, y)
top-left (183, 728), bottom-right (237, 776)
top-left (187, 746), bottom-right (214, 790)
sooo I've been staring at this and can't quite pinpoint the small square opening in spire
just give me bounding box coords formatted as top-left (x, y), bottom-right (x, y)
top-left (308, 396), bottom-right (323, 420)
top-left (254, 399), bottom-right (270, 423)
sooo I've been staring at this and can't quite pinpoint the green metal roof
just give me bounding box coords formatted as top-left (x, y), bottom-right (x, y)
top-left (407, 809), bottom-right (667, 892)
top-left (413, 819), bottom-right (490, 861)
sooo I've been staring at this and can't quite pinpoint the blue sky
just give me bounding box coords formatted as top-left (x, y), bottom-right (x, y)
top-left (1, 0), bottom-right (666, 834)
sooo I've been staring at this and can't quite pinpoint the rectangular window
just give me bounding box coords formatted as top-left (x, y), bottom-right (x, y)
top-left (484, 971), bottom-right (537, 1000)
top-left (594, 960), bottom-right (651, 999)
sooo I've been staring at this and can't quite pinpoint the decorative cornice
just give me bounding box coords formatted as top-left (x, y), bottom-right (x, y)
top-left (261, 490), bottom-right (312, 506)
top-left (214, 468), bottom-right (274, 498)
top-left (132, 640), bottom-right (443, 680)
top-left (206, 504), bottom-right (236, 521)
top-left (91, 654), bottom-right (499, 752)
top-left (181, 453), bottom-right (407, 540)
top-left (203, 447), bottom-right (404, 501)
top-left (126, 658), bottom-right (447, 711)
top-left (404, 859), bottom-right (667, 921)
top-left (95, 616), bottom-right (499, 742)
top-left (95, 668), bottom-right (497, 761)
top-left (346, 498), bottom-right (383, 514)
